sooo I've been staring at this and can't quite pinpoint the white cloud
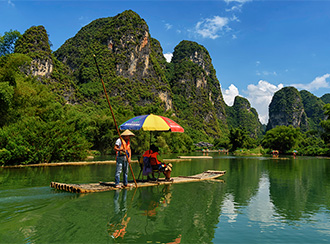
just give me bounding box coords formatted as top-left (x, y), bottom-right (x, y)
top-left (256, 70), bottom-right (278, 76)
top-left (245, 80), bottom-right (283, 124)
top-left (7, 0), bottom-right (14, 7)
top-left (230, 15), bottom-right (240, 22)
top-left (223, 80), bottom-right (283, 124)
top-left (226, 5), bottom-right (241, 12)
top-left (222, 84), bottom-right (240, 106)
top-left (291, 73), bottom-right (330, 91)
top-left (225, 0), bottom-right (251, 12)
top-left (164, 53), bottom-right (173, 63)
top-left (165, 23), bottom-right (172, 30)
top-left (195, 16), bottom-right (229, 39)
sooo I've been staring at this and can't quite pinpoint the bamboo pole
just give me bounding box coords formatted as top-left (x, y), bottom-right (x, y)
top-left (93, 54), bottom-right (138, 188)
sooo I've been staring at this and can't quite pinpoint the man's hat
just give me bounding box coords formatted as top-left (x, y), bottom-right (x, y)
top-left (121, 129), bottom-right (135, 137)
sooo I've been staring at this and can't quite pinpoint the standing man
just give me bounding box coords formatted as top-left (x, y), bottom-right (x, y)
top-left (114, 130), bottom-right (135, 188)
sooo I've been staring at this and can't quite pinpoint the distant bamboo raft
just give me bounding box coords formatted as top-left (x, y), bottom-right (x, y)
top-left (2, 158), bottom-right (191, 168)
top-left (50, 170), bottom-right (226, 193)
top-left (177, 156), bottom-right (213, 159)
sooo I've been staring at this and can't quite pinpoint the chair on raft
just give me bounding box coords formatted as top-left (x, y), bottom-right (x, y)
top-left (137, 155), bottom-right (160, 181)
top-left (149, 157), bottom-right (161, 181)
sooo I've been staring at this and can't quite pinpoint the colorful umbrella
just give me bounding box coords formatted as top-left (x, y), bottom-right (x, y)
top-left (119, 114), bottom-right (184, 132)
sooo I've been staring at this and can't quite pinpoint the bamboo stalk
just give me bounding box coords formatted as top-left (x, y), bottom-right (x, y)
top-left (93, 55), bottom-right (137, 188)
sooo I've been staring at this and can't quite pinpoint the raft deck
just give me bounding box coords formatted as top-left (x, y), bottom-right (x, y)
top-left (50, 170), bottom-right (226, 193)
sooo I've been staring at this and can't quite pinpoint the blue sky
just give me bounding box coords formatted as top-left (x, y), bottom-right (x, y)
top-left (1, 0), bottom-right (330, 124)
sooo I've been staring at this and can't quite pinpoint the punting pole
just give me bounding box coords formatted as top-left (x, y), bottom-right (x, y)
top-left (93, 54), bottom-right (138, 188)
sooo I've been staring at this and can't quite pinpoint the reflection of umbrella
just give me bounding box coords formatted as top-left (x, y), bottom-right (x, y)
top-left (293, 150), bottom-right (298, 153)
top-left (120, 114), bottom-right (184, 133)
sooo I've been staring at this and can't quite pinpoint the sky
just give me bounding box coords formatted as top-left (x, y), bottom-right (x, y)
top-left (1, 0), bottom-right (330, 124)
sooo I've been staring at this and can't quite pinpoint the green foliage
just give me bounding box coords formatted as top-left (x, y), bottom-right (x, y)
top-left (0, 117), bottom-right (90, 165)
top-left (321, 93), bottom-right (330, 104)
top-left (0, 53), bottom-right (32, 86)
top-left (0, 53), bottom-right (32, 126)
top-left (300, 90), bottom-right (325, 130)
top-left (169, 40), bottom-right (227, 139)
top-left (213, 137), bottom-right (230, 149)
top-left (229, 127), bottom-right (257, 152)
top-left (54, 10), bottom-right (172, 118)
top-left (320, 104), bottom-right (330, 145)
top-left (267, 87), bottom-right (308, 131)
top-left (233, 146), bottom-right (265, 156)
top-left (172, 40), bottom-right (210, 64)
top-left (0, 54), bottom-right (93, 165)
top-left (14, 26), bottom-right (52, 60)
top-left (296, 131), bottom-right (327, 156)
top-left (262, 125), bottom-right (302, 153)
top-left (0, 30), bottom-right (21, 56)
top-left (85, 114), bottom-right (115, 154)
top-left (226, 96), bottom-right (263, 138)
top-left (0, 82), bottom-right (14, 126)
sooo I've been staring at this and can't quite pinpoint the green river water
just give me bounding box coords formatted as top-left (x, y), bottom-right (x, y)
top-left (1, 153), bottom-right (330, 243)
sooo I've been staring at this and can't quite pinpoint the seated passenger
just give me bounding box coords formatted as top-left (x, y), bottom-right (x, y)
top-left (141, 148), bottom-right (153, 177)
top-left (149, 145), bottom-right (172, 181)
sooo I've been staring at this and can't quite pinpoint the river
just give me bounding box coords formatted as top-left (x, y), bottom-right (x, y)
top-left (1, 153), bottom-right (330, 243)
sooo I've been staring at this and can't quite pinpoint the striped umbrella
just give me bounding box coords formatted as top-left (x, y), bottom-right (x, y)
top-left (120, 114), bottom-right (184, 132)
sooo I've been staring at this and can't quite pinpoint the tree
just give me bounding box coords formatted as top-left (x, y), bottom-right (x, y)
top-left (297, 130), bottom-right (327, 156)
top-left (320, 104), bottom-right (330, 144)
top-left (262, 125), bottom-right (301, 153)
top-left (0, 82), bottom-right (14, 126)
top-left (229, 127), bottom-right (256, 151)
top-left (0, 30), bottom-right (21, 56)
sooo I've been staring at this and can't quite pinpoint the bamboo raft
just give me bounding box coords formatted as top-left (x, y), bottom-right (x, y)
top-left (50, 170), bottom-right (226, 193)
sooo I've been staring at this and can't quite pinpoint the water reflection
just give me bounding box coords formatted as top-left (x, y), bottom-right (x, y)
top-left (108, 189), bottom-right (130, 239)
top-left (106, 184), bottom-right (182, 243)
top-left (2, 155), bottom-right (330, 243)
top-left (139, 185), bottom-right (172, 219)
top-left (246, 174), bottom-right (278, 226)
top-left (220, 174), bottom-right (278, 226)
top-left (220, 193), bottom-right (238, 223)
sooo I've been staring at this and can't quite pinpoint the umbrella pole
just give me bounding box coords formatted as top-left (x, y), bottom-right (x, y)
top-left (93, 55), bottom-right (138, 188)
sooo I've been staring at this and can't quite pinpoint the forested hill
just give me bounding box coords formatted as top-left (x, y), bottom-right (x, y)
top-left (169, 40), bottom-right (229, 139)
top-left (321, 94), bottom-right (330, 104)
top-left (55, 10), bottom-right (172, 112)
top-left (52, 10), bottom-right (265, 141)
top-left (226, 96), bottom-right (263, 138)
top-left (267, 87), bottom-right (329, 131)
